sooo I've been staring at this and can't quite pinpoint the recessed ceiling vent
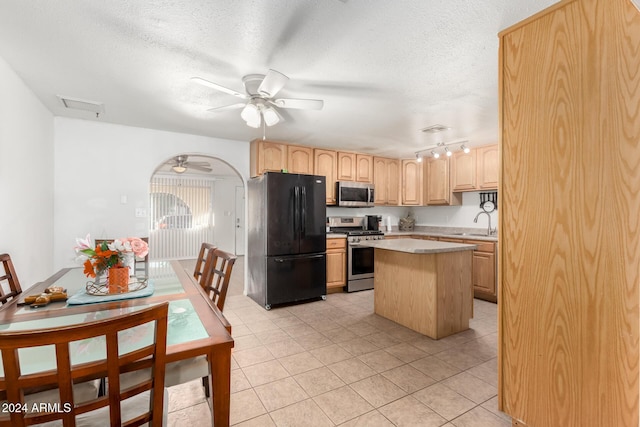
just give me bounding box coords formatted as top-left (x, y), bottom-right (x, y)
top-left (421, 124), bottom-right (450, 133)
top-left (57, 95), bottom-right (105, 116)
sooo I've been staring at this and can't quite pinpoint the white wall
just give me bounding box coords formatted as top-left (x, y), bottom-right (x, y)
top-left (53, 118), bottom-right (249, 270)
top-left (327, 191), bottom-right (498, 231)
top-left (0, 56), bottom-right (54, 287)
top-left (213, 176), bottom-right (243, 253)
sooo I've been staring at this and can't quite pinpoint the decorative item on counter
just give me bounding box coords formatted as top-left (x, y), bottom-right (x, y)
top-left (398, 210), bottom-right (416, 231)
top-left (74, 234), bottom-right (149, 294)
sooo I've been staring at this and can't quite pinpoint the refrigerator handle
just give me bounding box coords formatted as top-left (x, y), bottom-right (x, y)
top-left (293, 186), bottom-right (300, 238)
top-left (301, 186), bottom-right (307, 237)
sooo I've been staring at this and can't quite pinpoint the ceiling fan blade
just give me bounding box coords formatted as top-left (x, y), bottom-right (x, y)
top-left (258, 69), bottom-right (289, 98)
top-left (272, 98), bottom-right (324, 110)
top-left (207, 103), bottom-right (246, 112)
top-left (187, 164), bottom-right (213, 172)
top-left (191, 77), bottom-right (247, 99)
top-left (184, 161), bottom-right (211, 167)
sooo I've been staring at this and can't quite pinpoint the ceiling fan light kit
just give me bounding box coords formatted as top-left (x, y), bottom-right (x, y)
top-left (167, 155), bottom-right (212, 174)
top-left (192, 69), bottom-right (323, 128)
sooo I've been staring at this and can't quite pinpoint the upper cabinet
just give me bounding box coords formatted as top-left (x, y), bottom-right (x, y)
top-left (424, 157), bottom-right (461, 206)
top-left (250, 140), bottom-right (287, 177)
top-left (314, 149), bottom-right (338, 205)
top-left (477, 145), bottom-right (498, 190)
top-left (451, 150), bottom-right (477, 192)
top-left (449, 144), bottom-right (499, 192)
top-left (337, 152), bottom-right (373, 183)
top-left (287, 145), bottom-right (314, 175)
top-left (337, 152), bottom-right (357, 181)
top-left (356, 154), bottom-right (373, 183)
top-left (373, 157), bottom-right (400, 206)
top-left (401, 159), bottom-right (422, 205)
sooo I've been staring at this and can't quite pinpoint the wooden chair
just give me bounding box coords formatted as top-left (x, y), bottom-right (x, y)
top-left (200, 248), bottom-right (237, 311)
top-left (0, 302), bottom-right (169, 427)
top-left (164, 247), bottom-right (237, 398)
top-left (95, 238), bottom-right (149, 276)
top-left (0, 254), bottom-right (22, 305)
top-left (193, 243), bottom-right (216, 287)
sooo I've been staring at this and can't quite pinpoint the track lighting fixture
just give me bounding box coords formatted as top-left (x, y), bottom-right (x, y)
top-left (414, 140), bottom-right (471, 160)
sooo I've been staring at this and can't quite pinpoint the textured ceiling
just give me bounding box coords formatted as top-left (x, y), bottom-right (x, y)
top-left (0, 0), bottom-right (558, 158)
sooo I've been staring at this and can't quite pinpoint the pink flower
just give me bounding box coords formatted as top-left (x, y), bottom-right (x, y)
top-left (127, 237), bottom-right (149, 258)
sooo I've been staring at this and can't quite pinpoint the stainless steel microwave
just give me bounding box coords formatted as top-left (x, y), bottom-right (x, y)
top-left (336, 181), bottom-right (375, 207)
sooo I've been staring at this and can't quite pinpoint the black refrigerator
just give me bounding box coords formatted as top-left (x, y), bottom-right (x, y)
top-left (247, 172), bottom-right (327, 310)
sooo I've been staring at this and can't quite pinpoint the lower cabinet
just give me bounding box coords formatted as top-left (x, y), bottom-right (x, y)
top-left (438, 237), bottom-right (497, 302)
top-left (465, 240), bottom-right (497, 302)
top-left (326, 237), bottom-right (347, 291)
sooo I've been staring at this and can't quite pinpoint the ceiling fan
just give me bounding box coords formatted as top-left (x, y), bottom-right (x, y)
top-left (167, 155), bottom-right (212, 174)
top-left (191, 69), bottom-right (324, 128)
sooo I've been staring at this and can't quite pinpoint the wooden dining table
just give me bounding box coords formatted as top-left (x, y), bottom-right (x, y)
top-left (0, 260), bottom-right (234, 427)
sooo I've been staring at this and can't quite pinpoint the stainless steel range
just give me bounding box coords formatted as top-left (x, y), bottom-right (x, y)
top-left (328, 216), bottom-right (385, 292)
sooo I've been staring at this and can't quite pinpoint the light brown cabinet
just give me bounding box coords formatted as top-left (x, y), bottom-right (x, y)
top-left (287, 145), bottom-right (314, 175)
top-left (401, 159), bottom-right (422, 205)
top-left (356, 154), bottom-right (373, 183)
top-left (476, 145), bottom-right (498, 190)
top-left (250, 140), bottom-right (287, 177)
top-left (314, 149), bottom-right (338, 205)
top-left (465, 240), bottom-right (496, 302)
top-left (499, 1), bottom-right (640, 425)
top-left (424, 157), bottom-right (461, 206)
top-left (451, 150), bottom-right (477, 191)
top-left (326, 237), bottom-right (346, 291)
top-left (337, 152), bottom-right (357, 181)
top-left (437, 237), bottom-right (496, 302)
top-left (373, 157), bottom-right (400, 205)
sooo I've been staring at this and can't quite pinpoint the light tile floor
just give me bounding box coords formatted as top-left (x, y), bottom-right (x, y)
top-left (167, 289), bottom-right (510, 427)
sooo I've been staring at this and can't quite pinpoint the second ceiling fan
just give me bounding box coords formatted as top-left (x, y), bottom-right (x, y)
top-left (192, 69), bottom-right (323, 128)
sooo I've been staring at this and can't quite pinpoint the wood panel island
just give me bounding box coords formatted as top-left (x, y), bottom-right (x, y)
top-left (358, 238), bottom-right (477, 339)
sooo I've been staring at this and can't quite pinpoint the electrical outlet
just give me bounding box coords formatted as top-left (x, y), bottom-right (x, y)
top-left (135, 208), bottom-right (147, 218)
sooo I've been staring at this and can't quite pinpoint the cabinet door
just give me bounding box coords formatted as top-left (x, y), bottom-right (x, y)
top-left (425, 157), bottom-right (451, 205)
top-left (401, 160), bottom-right (422, 205)
top-left (356, 154), bottom-right (373, 183)
top-left (373, 157), bottom-right (388, 204)
top-left (287, 145), bottom-right (314, 174)
top-left (326, 238), bottom-right (346, 289)
top-left (251, 140), bottom-right (287, 177)
top-left (472, 251), bottom-right (496, 299)
top-left (386, 159), bottom-right (400, 205)
top-left (337, 152), bottom-right (356, 181)
top-left (314, 149), bottom-right (337, 205)
top-left (477, 144), bottom-right (498, 189)
top-left (451, 150), bottom-right (477, 191)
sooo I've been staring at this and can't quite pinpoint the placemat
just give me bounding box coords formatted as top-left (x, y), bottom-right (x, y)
top-left (67, 281), bottom-right (154, 305)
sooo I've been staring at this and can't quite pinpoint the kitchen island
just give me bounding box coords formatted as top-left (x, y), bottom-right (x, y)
top-left (358, 238), bottom-right (476, 339)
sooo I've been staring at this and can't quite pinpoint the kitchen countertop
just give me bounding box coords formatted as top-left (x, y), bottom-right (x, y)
top-left (385, 231), bottom-right (498, 242)
top-left (357, 238), bottom-right (477, 254)
top-left (326, 233), bottom-right (346, 239)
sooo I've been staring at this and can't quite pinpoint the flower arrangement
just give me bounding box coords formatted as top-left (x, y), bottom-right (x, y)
top-left (75, 234), bottom-right (149, 278)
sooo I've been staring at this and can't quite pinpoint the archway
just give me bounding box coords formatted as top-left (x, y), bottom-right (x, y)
top-left (149, 154), bottom-right (245, 260)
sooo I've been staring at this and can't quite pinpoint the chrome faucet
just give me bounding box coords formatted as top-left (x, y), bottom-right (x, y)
top-left (474, 211), bottom-right (495, 236)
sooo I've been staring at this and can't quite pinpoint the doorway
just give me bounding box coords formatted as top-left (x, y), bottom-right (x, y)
top-left (235, 186), bottom-right (245, 256)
